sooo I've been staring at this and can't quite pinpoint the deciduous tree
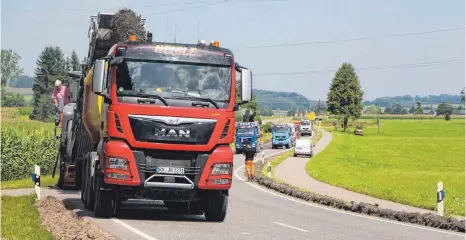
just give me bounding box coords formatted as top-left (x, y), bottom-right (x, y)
top-left (326, 63), bottom-right (364, 131)
top-left (1, 49), bottom-right (24, 86)
top-left (436, 102), bottom-right (454, 121)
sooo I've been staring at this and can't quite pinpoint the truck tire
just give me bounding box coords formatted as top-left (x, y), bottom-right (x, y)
top-left (83, 155), bottom-right (94, 210)
top-left (204, 193), bottom-right (228, 222)
top-left (57, 155), bottom-right (65, 189)
top-left (81, 158), bottom-right (87, 204)
top-left (93, 173), bottom-right (119, 218)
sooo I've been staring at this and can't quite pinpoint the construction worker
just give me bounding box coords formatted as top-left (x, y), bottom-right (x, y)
top-left (244, 151), bottom-right (255, 181)
top-left (52, 80), bottom-right (71, 126)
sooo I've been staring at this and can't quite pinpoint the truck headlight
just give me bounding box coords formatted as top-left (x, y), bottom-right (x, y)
top-left (108, 157), bottom-right (129, 170)
top-left (211, 163), bottom-right (231, 175)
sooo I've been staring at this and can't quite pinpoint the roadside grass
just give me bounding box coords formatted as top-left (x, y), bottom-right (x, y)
top-left (1, 175), bottom-right (58, 190)
top-left (262, 129), bottom-right (324, 180)
top-left (1, 194), bottom-right (53, 240)
top-left (307, 119), bottom-right (465, 216)
top-left (261, 150), bottom-right (294, 179)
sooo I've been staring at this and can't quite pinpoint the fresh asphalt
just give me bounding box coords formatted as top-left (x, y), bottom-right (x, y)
top-left (59, 145), bottom-right (464, 240)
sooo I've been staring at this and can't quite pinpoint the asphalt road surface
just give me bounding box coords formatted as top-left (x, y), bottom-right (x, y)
top-left (64, 145), bottom-right (464, 240)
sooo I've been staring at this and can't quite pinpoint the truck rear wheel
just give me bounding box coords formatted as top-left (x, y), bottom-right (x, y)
top-left (204, 193), bottom-right (228, 222)
top-left (93, 173), bottom-right (119, 218)
top-left (82, 155), bottom-right (94, 210)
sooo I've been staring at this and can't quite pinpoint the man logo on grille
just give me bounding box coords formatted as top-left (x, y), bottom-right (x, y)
top-left (154, 128), bottom-right (190, 138)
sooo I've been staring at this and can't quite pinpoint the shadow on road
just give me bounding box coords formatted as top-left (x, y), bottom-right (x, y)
top-left (63, 197), bottom-right (209, 223)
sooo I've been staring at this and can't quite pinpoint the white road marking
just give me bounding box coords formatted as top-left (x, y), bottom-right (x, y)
top-left (273, 222), bottom-right (309, 232)
top-left (112, 218), bottom-right (159, 240)
top-left (233, 152), bottom-right (465, 237)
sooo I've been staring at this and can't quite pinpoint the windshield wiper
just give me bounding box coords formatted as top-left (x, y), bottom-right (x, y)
top-left (119, 92), bottom-right (168, 106)
top-left (169, 96), bottom-right (219, 109)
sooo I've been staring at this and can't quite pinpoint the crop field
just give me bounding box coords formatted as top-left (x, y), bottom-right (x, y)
top-left (307, 119), bottom-right (465, 216)
top-left (1, 107), bottom-right (58, 182)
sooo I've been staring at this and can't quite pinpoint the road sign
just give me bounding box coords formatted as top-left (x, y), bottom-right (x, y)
top-left (307, 112), bottom-right (316, 121)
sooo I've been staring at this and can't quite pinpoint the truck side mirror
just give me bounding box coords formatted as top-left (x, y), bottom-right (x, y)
top-left (92, 59), bottom-right (106, 94)
top-left (241, 68), bottom-right (252, 103)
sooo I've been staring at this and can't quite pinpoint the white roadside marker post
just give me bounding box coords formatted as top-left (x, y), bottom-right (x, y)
top-left (437, 182), bottom-right (445, 216)
top-left (267, 162), bottom-right (272, 178)
top-left (34, 165), bottom-right (41, 200)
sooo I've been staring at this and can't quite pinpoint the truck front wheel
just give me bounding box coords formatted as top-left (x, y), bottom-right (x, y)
top-left (204, 192), bottom-right (228, 222)
top-left (93, 173), bottom-right (120, 218)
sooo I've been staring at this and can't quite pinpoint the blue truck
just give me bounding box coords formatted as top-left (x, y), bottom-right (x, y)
top-left (235, 122), bottom-right (261, 154)
top-left (272, 124), bottom-right (294, 149)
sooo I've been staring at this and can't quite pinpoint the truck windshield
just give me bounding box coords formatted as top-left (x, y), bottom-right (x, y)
top-left (273, 127), bottom-right (289, 133)
top-left (115, 60), bottom-right (232, 102)
top-left (301, 121), bottom-right (310, 126)
top-left (237, 128), bottom-right (254, 135)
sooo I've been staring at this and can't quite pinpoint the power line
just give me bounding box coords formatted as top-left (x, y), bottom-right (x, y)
top-left (2, 0), bottom-right (286, 24)
top-left (238, 27), bottom-right (465, 49)
top-left (253, 60), bottom-right (464, 77)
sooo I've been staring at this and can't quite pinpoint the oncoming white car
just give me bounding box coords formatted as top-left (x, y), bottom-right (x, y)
top-left (293, 138), bottom-right (315, 157)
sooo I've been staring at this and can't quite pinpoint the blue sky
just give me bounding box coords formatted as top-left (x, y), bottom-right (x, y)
top-left (1, 0), bottom-right (464, 100)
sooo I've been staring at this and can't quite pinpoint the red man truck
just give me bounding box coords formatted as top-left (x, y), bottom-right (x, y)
top-left (54, 12), bottom-right (253, 221)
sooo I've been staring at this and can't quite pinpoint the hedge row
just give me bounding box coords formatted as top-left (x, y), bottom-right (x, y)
top-left (1, 125), bottom-right (59, 181)
top-left (253, 160), bottom-right (465, 233)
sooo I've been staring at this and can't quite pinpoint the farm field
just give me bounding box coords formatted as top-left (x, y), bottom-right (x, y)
top-left (307, 119), bottom-right (465, 216)
top-left (1, 107), bottom-right (58, 183)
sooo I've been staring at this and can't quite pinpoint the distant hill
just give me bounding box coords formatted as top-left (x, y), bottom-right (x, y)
top-left (364, 94), bottom-right (462, 108)
top-left (253, 89), bottom-right (315, 111)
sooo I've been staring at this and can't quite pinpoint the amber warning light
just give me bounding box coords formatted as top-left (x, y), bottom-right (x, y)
top-left (211, 40), bottom-right (220, 47)
top-left (129, 35), bottom-right (137, 41)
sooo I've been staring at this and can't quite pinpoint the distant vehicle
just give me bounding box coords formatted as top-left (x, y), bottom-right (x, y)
top-left (272, 124), bottom-right (294, 149)
top-left (299, 120), bottom-right (313, 136)
top-left (235, 122), bottom-right (262, 154)
top-left (288, 123), bottom-right (297, 146)
top-left (354, 125), bottom-right (363, 136)
top-left (294, 138), bottom-right (315, 157)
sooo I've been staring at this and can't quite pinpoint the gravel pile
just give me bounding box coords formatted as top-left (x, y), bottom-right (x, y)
top-left (252, 161), bottom-right (465, 233)
top-left (36, 196), bottom-right (115, 240)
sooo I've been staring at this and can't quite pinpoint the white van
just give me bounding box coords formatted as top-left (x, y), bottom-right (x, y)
top-left (294, 138), bottom-right (315, 157)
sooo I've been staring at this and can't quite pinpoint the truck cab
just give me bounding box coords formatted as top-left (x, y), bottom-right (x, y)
top-left (272, 124), bottom-right (293, 149)
top-left (235, 122), bottom-right (261, 154)
top-left (299, 120), bottom-right (313, 136)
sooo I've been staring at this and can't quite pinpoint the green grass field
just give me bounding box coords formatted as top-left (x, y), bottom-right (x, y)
top-left (1, 194), bottom-right (53, 240)
top-left (307, 119), bottom-right (465, 216)
top-left (1, 175), bottom-right (58, 190)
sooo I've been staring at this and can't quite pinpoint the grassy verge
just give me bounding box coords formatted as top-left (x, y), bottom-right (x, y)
top-left (1, 175), bottom-right (58, 190)
top-left (1, 194), bottom-right (53, 240)
top-left (261, 150), bottom-right (294, 179)
top-left (307, 119), bottom-right (465, 216)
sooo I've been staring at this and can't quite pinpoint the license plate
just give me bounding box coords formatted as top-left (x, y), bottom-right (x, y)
top-left (156, 167), bottom-right (185, 174)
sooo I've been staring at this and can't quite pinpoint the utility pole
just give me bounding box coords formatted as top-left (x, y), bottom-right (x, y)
top-left (174, 24), bottom-right (177, 43)
top-left (165, 20), bottom-right (169, 42)
top-left (377, 97), bottom-right (380, 134)
top-left (197, 20), bottom-right (200, 43)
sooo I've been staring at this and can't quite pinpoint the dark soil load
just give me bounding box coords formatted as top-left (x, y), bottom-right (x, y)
top-left (252, 160), bottom-right (465, 233)
top-left (110, 8), bottom-right (147, 42)
top-left (36, 196), bottom-right (115, 240)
